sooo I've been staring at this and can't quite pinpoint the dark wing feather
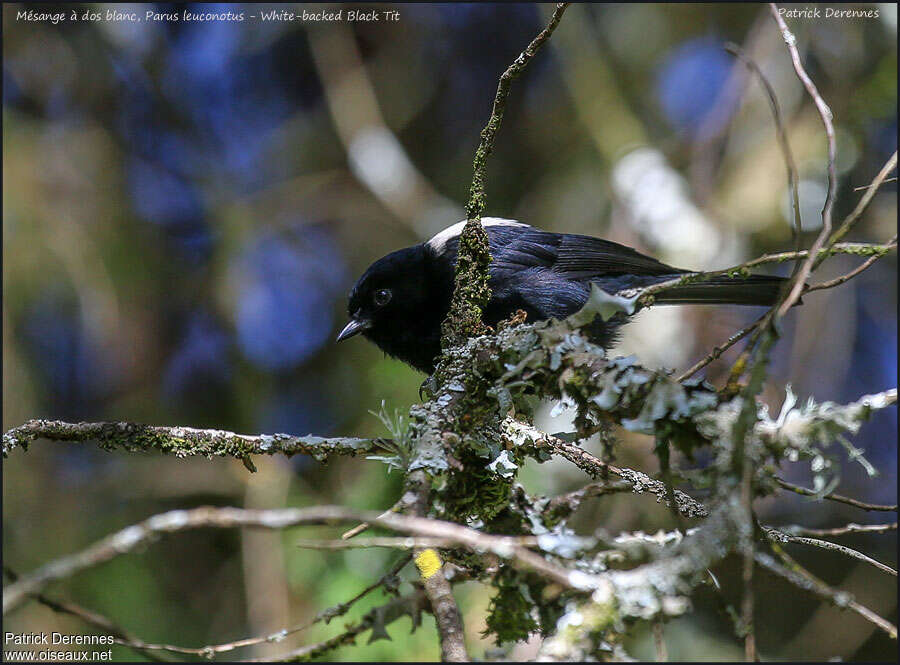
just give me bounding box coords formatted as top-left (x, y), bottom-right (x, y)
top-left (488, 227), bottom-right (681, 278)
top-left (485, 226), bottom-right (789, 307)
top-left (554, 233), bottom-right (682, 278)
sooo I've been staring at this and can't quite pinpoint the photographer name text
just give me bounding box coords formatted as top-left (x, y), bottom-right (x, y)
top-left (778, 6), bottom-right (880, 19)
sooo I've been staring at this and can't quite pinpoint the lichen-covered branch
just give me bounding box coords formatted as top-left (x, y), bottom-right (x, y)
top-left (2, 419), bottom-right (382, 465)
top-left (783, 522), bottom-right (897, 537)
top-left (503, 420), bottom-right (709, 519)
top-left (765, 527), bottom-right (897, 577)
top-left (441, 3), bottom-right (569, 345)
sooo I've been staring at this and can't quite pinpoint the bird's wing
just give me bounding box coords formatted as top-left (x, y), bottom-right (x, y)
top-left (489, 227), bottom-right (681, 278)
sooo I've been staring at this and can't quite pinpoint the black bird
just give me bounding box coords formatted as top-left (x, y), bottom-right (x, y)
top-left (337, 218), bottom-right (788, 373)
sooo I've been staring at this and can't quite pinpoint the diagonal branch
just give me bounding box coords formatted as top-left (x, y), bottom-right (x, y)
top-left (765, 527), bottom-right (897, 577)
top-left (784, 522), bottom-right (897, 537)
top-left (823, 151), bottom-right (898, 258)
top-left (775, 478), bottom-right (898, 512)
top-left (756, 550), bottom-right (897, 639)
top-left (110, 555), bottom-right (411, 659)
top-left (249, 591), bottom-right (427, 663)
top-left (768, 2), bottom-right (838, 319)
top-left (2, 567), bottom-right (172, 662)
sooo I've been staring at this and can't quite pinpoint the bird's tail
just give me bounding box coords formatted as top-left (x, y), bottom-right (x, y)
top-left (652, 273), bottom-right (792, 307)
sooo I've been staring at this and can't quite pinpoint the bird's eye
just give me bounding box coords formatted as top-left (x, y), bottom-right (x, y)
top-left (373, 288), bottom-right (392, 307)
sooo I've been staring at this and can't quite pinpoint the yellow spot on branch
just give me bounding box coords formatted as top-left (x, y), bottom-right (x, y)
top-left (415, 548), bottom-right (442, 580)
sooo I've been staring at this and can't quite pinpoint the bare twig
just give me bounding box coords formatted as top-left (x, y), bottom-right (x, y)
top-left (766, 528), bottom-right (897, 577)
top-left (824, 152), bottom-right (898, 257)
top-left (756, 550), bottom-right (897, 639)
top-left (769, 3), bottom-right (838, 318)
top-left (543, 478), bottom-right (637, 518)
top-left (854, 176), bottom-right (897, 191)
top-left (653, 619), bottom-right (668, 662)
top-left (775, 478), bottom-right (898, 512)
top-left (2, 567), bottom-right (172, 662)
top-left (110, 555), bottom-right (411, 659)
top-left (676, 313), bottom-right (765, 382)
top-left (341, 500), bottom-right (403, 540)
top-left (2, 504), bottom-right (569, 614)
top-left (725, 41), bottom-right (803, 274)
top-left (297, 536), bottom-right (539, 551)
top-left (248, 591), bottom-right (427, 662)
top-left (404, 470), bottom-right (469, 662)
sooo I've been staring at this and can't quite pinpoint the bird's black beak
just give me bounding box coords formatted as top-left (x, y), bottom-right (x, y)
top-left (336, 317), bottom-right (372, 342)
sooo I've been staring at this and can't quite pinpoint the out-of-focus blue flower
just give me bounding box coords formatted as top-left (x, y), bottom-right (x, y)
top-left (233, 224), bottom-right (348, 371)
top-left (127, 157), bottom-right (214, 261)
top-left (3, 66), bottom-right (22, 105)
top-left (20, 295), bottom-right (108, 417)
top-left (843, 281), bottom-right (897, 481)
top-left (406, 4), bottom-right (543, 141)
top-left (656, 37), bottom-right (735, 137)
top-left (866, 118), bottom-right (898, 161)
top-left (163, 310), bottom-right (231, 398)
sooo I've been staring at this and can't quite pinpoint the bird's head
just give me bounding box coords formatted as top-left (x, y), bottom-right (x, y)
top-left (337, 244), bottom-right (448, 371)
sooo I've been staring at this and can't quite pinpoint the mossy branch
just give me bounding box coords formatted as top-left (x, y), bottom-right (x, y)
top-left (2, 419), bottom-right (383, 467)
top-left (440, 3), bottom-right (569, 347)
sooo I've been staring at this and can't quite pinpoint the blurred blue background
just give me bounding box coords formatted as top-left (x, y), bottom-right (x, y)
top-left (3, 3), bottom-right (897, 661)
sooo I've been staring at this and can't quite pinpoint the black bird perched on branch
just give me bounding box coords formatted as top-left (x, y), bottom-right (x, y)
top-left (337, 218), bottom-right (788, 373)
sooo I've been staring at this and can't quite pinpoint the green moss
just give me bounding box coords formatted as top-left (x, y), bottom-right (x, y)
top-left (440, 451), bottom-right (513, 523)
top-left (440, 219), bottom-right (493, 347)
top-left (483, 572), bottom-right (539, 645)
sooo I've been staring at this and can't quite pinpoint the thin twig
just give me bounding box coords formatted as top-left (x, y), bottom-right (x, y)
top-left (725, 41), bottom-right (803, 276)
top-left (854, 176), bottom-right (897, 190)
top-left (775, 478), bottom-right (898, 512)
top-left (784, 522), bottom-right (897, 537)
top-left (1, 504), bottom-right (579, 614)
top-left (84, 556), bottom-right (410, 659)
top-left (296, 536), bottom-right (539, 550)
top-left (824, 152), bottom-right (898, 258)
top-left (506, 421), bottom-right (709, 518)
top-left (653, 619), bottom-right (668, 662)
top-left (632, 241), bottom-right (894, 307)
top-left (2, 567), bottom-right (172, 662)
top-left (769, 3), bottom-right (838, 318)
top-left (676, 314), bottom-right (765, 382)
top-left (247, 592), bottom-right (427, 662)
top-left (756, 550), bottom-right (897, 639)
top-left (806, 236), bottom-right (897, 292)
top-left (341, 500), bottom-right (402, 540)
top-left (766, 528), bottom-right (897, 577)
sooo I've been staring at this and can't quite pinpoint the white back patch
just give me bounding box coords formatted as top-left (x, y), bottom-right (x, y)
top-left (426, 217), bottom-right (529, 253)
